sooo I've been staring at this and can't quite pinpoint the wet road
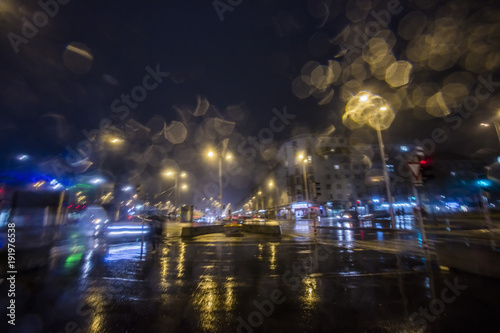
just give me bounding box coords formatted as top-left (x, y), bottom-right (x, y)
top-left (1, 220), bottom-right (500, 333)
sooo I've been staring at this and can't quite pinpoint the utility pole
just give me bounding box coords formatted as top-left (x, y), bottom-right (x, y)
top-left (407, 149), bottom-right (430, 257)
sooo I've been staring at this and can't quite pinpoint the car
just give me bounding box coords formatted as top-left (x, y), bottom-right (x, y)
top-left (372, 210), bottom-right (391, 219)
top-left (104, 221), bottom-right (151, 242)
top-left (195, 216), bottom-right (216, 223)
top-left (79, 205), bottom-right (110, 237)
top-left (338, 210), bottom-right (359, 222)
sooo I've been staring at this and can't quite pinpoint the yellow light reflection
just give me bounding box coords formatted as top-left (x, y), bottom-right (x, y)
top-left (177, 243), bottom-right (185, 278)
top-left (225, 280), bottom-right (236, 309)
top-left (159, 247), bottom-right (170, 291)
top-left (299, 277), bottom-right (318, 311)
top-left (191, 276), bottom-right (238, 332)
top-left (81, 293), bottom-right (105, 333)
top-left (269, 243), bottom-right (277, 271)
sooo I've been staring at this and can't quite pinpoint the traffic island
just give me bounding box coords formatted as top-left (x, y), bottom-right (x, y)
top-left (242, 223), bottom-right (281, 235)
top-left (435, 238), bottom-right (500, 279)
top-left (181, 223), bottom-right (282, 237)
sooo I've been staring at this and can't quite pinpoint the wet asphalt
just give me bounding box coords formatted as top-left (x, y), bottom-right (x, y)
top-left (1, 217), bottom-right (500, 333)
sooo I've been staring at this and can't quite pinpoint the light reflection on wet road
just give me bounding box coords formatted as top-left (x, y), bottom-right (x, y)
top-left (1, 220), bottom-right (500, 333)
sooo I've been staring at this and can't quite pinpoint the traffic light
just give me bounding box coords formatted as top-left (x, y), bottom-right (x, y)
top-left (420, 157), bottom-right (434, 181)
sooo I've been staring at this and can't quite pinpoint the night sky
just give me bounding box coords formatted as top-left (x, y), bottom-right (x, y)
top-left (1, 0), bottom-right (500, 205)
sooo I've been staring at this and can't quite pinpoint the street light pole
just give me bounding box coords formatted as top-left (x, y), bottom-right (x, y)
top-left (494, 121), bottom-right (500, 144)
top-left (174, 174), bottom-right (178, 210)
top-left (219, 155), bottom-right (223, 219)
top-left (274, 188), bottom-right (278, 220)
top-left (208, 138), bottom-right (229, 221)
top-left (268, 182), bottom-right (278, 220)
top-left (301, 158), bottom-right (311, 221)
top-left (376, 125), bottom-right (397, 229)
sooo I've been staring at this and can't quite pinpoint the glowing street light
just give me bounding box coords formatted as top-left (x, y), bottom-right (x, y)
top-left (297, 153), bottom-right (311, 221)
top-left (206, 138), bottom-right (231, 219)
top-left (163, 170), bottom-right (188, 209)
top-left (268, 181), bottom-right (279, 220)
top-left (344, 91), bottom-right (396, 228)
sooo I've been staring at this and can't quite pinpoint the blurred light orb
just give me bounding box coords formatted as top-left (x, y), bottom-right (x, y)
top-left (340, 79), bottom-right (363, 102)
top-left (342, 113), bottom-right (364, 130)
top-left (317, 87), bottom-right (334, 105)
top-left (292, 76), bottom-right (313, 99)
top-left (385, 61), bottom-right (412, 88)
top-left (193, 95), bottom-right (210, 116)
top-left (214, 117), bottom-right (235, 136)
top-left (426, 91), bottom-right (451, 117)
top-left (344, 91), bottom-right (395, 131)
top-left (63, 42), bottom-right (93, 74)
top-left (398, 11), bottom-right (428, 41)
top-left (327, 60), bottom-right (342, 86)
top-left (164, 121), bottom-right (187, 144)
top-left (368, 103), bottom-right (395, 131)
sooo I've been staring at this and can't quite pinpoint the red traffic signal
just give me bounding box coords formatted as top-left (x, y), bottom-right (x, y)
top-left (419, 157), bottom-right (431, 166)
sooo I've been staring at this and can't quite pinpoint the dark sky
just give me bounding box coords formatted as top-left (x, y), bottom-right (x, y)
top-left (1, 0), bottom-right (500, 205)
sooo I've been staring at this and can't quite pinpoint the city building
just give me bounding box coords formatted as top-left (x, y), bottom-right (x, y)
top-left (239, 134), bottom-right (416, 218)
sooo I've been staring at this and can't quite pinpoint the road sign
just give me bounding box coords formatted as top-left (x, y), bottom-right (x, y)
top-left (407, 162), bottom-right (421, 180)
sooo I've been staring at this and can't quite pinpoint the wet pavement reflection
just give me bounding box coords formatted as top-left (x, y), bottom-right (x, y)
top-left (1, 221), bottom-right (500, 333)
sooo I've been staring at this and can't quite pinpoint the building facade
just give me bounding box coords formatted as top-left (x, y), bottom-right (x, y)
top-left (240, 134), bottom-right (416, 218)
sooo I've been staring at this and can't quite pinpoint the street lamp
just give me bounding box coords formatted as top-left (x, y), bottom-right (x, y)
top-left (207, 138), bottom-right (231, 220)
top-left (479, 121), bottom-right (500, 145)
top-left (297, 154), bottom-right (311, 220)
top-left (163, 170), bottom-right (187, 211)
top-left (344, 91), bottom-right (397, 228)
top-left (268, 181), bottom-right (278, 220)
top-left (257, 191), bottom-right (263, 211)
